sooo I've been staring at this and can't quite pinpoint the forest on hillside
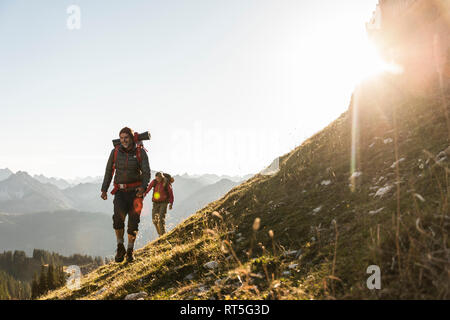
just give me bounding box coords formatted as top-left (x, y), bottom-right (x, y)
top-left (0, 249), bottom-right (104, 299)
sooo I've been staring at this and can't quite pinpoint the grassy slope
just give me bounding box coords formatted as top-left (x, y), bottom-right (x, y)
top-left (43, 74), bottom-right (450, 300)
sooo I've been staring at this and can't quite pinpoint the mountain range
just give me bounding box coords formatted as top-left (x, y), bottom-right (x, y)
top-left (0, 171), bottom-right (73, 214)
top-left (0, 169), bottom-right (253, 257)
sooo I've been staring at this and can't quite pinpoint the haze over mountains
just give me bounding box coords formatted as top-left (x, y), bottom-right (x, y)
top-left (0, 168), bottom-right (13, 181)
top-left (0, 171), bottom-right (73, 214)
top-left (0, 168), bottom-right (253, 257)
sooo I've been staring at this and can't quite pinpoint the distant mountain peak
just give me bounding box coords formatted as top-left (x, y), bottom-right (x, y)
top-left (0, 168), bottom-right (13, 182)
top-left (11, 171), bottom-right (32, 180)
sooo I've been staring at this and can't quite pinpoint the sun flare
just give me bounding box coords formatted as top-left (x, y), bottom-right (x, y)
top-left (349, 36), bottom-right (404, 85)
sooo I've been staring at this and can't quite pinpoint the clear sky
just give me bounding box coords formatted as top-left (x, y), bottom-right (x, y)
top-left (0, 0), bottom-right (381, 179)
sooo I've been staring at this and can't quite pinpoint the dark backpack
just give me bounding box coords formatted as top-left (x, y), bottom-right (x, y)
top-left (162, 173), bottom-right (174, 193)
top-left (162, 173), bottom-right (174, 183)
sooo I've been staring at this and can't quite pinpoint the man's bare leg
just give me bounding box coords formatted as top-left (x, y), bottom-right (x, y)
top-left (115, 229), bottom-right (124, 244)
top-left (127, 233), bottom-right (136, 249)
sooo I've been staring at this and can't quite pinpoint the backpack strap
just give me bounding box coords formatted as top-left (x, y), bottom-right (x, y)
top-left (162, 175), bottom-right (172, 194)
top-left (136, 145), bottom-right (142, 165)
top-left (111, 145), bottom-right (120, 178)
top-left (135, 144), bottom-right (147, 167)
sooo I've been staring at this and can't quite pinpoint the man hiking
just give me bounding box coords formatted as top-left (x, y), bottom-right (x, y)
top-left (145, 172), bottom-right (174, 237)
top-left (100, 127), bottom-right (150, 263)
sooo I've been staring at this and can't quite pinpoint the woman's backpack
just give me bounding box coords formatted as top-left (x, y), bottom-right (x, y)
top-left (162, 173), bottom-right (174, 193)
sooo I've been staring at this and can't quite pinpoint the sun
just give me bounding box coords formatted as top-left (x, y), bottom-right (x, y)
top-left (350, 35), bottom-right (404, 84)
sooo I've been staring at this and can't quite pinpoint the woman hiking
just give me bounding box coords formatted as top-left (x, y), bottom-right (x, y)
top-left (144, 172), bottom-right (174, 237)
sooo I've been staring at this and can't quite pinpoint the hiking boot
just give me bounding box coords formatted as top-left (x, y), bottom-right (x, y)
top-left (115, 243), bottom-right (126, 263)
top-left (126, 248), bottom-right (134, 263)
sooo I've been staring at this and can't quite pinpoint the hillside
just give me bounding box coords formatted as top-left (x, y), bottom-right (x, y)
top-left (43, 73), bottom-right (449, 300)
top-left (0, 249), bottom-right (104, 299)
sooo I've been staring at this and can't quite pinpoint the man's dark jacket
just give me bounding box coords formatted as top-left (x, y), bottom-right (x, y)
top-left (101, 144), bottom-right (151, 193)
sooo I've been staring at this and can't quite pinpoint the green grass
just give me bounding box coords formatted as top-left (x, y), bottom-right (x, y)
top-left (42, 73), bottom-right (450, 300)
